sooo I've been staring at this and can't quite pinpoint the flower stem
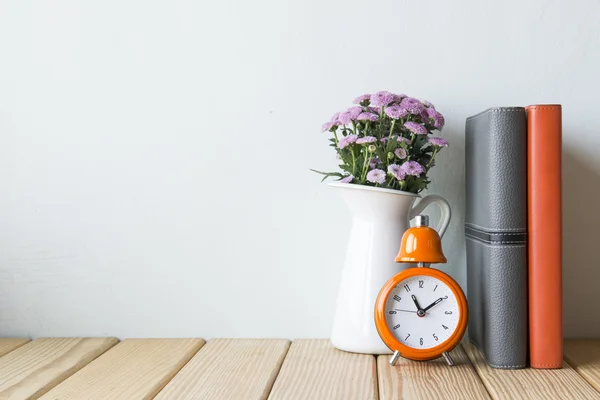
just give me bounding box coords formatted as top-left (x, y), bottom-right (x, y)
top-left (427, 148), bottom-right (438, 169)
top-left (351, 148), bottom-right (356, 176)
top-left (388, 120), bottom-right (396, 141)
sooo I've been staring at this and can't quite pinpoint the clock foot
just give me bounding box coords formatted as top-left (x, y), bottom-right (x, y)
top-left (442, 351), bottom-right (455, 366)
top-left (389, 350), bottom-right (401, 366)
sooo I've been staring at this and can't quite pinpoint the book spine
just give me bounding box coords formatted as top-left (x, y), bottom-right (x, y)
top-left (465, 107), bottom-right (528, 369)
top-left (527, 105), bottom-right (563, 369)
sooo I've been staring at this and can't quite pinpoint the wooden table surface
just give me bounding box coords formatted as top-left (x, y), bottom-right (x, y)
top-left (0, 338), bottom-right (599, 399)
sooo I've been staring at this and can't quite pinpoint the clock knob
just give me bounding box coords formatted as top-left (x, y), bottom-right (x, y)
top-left (415, 214), bottom-right (429, 227)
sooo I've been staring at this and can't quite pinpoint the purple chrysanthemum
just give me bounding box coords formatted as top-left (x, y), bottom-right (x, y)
top-left (347, 106), bottom-right (363, 119)
top-left (369, 157), bottom-right (381, 169)
top-left (400, 97), bottom-right (425, 115)
top-left (338, 134), bottom-right (358, 149)
top-left (353, 94), bottom-right (371, 104)
top-left (357, 112), bottom-right (379, 122)
top-left (421, 100), bottom-right (435, 109)
top-left (370, 91), bottom-right (395, 107)
top-left (338, 112), bottom-right (352, 125)
top-left (340, 175), bottom-right (353, 183)
top-left (368, 106), bottom-right (381, 114)
top-left (426, 108), bottom-right (445, 129)
top-left (366, 169), bottom-right (386, 184)
top-left (330, 112), bottom-right (340, 122)
top-left (321, 121), bottom-right (337, 132)
top-left (404, 121), bottom-right (428, 135)
top-left (402, 161), bottom-right (425, 176)
top-left (393, 94), bottom-right (407, 103)
top-left (429, 137), bottom-right (449, 147)
top-left (394, 148), bottom-right (407, 159)
top-left (385, 105), bottom-right (409, 119)
top-left (387, 164), bottom-right (406, 181)
top-left (356, 136), bottom-right (377, 144)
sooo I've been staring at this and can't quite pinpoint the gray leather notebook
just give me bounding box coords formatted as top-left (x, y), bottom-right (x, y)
top-left (465, 107), bottom-right (528, 369)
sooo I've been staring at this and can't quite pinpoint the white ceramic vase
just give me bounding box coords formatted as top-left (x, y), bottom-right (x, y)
top-left (329, 182), bottom-right (451, 354)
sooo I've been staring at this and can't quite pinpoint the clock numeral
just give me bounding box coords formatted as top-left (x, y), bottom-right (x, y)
top-left (445, 311), bottom-right (452, 315)
top-left (393, 324), bottom-right (400, 330)
top-left (404, 284), bottom-right (411, 292)
top-left (418, 280), bottom-right (424, 288)
top-left (393, 295), bottom-right (401, 302)
top-left (443, 295), bottom-right (448, 299)
top-left (405, 334), bottom-right (411, 341)
top-left (420, 337), bottom-right (423, 345)
top-left (433, 284), bottom-right (438, 292)
top-left (442, 324), bottom-right (449, 330)
top-left (433, 333), bottom-right (438, 341)
top-left (388, 311), bottom-right (397, 314)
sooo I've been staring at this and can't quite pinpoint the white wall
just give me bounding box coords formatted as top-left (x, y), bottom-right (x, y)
top-left (1, 0), bottom-right (599, 339)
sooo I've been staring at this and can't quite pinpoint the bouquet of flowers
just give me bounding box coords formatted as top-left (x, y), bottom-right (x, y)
top-left (313, 91), bottom-right (448, 194)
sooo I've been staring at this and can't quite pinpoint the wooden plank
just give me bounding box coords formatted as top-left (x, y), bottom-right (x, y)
top-left (40, 338), bottom-right (204, 400)
top-left (268, 339), bottom-right (377, 400)
top-left (377, 346), bottom-right (490, 399)
top-left (565, 339), bottom-right (600, 392)
top-left (463, 341), bottom-right (600, 399)
top-left (0, 337), bottom-right (118, 399)
top-left (0, 339), bottom-right (30, 358)
top-left (155, 339), bottom-right (290, 400)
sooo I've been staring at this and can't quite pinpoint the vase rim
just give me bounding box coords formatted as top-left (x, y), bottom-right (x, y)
top-left (328, 182), bottom-right (421, 197)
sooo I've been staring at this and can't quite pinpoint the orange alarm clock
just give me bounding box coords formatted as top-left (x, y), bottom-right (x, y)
top-left (374, 215), bottom-right (468, 366)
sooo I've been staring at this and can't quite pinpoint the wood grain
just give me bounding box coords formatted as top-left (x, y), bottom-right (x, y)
top-left (0, 339), bottom-right (30, 358)
top-left (0, 337), bottom-right (118, 399)
top-left (565, 339), bottom-right (600, 392)
top-left (463, 341), bottom-right (600, 399)
top-left (377, 346), bottom-right (490, 399)
top-left (268, 339), bottom-right (377, 400)
top-left (155, 339), bottom-right (289, 400)
top-left (40, 338), bottom-right (204, 400)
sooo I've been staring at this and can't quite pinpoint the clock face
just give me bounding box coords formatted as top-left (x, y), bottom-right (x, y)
top-left (383, 274), bottom-right (460, 350)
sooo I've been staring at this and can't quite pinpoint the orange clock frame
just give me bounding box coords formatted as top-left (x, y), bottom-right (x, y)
top-left (374, 267), bottom-right (468, 361)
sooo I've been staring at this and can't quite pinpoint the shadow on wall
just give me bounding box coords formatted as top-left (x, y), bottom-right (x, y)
top-left (563, 146), bottom-right (600, 337)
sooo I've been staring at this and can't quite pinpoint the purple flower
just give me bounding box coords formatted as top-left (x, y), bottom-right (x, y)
top-left (368, 106), bottom-right (381, 114)
top-left (426, 108), bottom-right (445, 129)
top-left (387, 164), bottom-right (406, 181)
top-left (400, 97), bottom-right (425, 115)
top-left (402, 161), bottom-right (425, 176)
top-left (369, 157), bottom-right (381, 169)
top-left (338, 134), bottom-right (358, 149)
top-left (385, 105), bottom-right (409, 119)
top-left (404, 121), bottom-right (428, 135)
top-left (366, 169), bottom-right (386, 184)
top-left (429, 137), bottom-right (449, 147)
top-left (353, 94), bottom-right (371, 104)
top-left (394, 148), bottom-right (407, 159)
top-left (347, 106), bottom-right (363, 119)
top-left (340, 175), bottom-right (353, 183)
top-left (370, 91), bottom-right (395, 107)
top-left (393, 94), bottom-right (407, 103)
top-left (338, 107), bottom-right (363, 125)
top-left (357, 112), bottom-right (379, 122)
top-left (356, 136), bottom-right (377, 144)
top-left (338, 112), bottom-right (352, 125)
top-left (421, 100), bottom-right (435, 109)
top-left (330, 112), bottom-right (340, 122)
top-left (321, 121), bottom-right (336, 132)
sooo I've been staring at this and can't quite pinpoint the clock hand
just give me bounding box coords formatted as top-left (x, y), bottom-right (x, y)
top-left (422, 297), bottom-right (444, 312)
top-left (411, 295), bottom-right (423, 311)
top-left (394, 309), bottom-right (417, 313)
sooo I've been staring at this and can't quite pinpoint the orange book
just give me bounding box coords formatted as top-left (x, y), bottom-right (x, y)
top-left (526, 105), bottom-right (563, 369)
